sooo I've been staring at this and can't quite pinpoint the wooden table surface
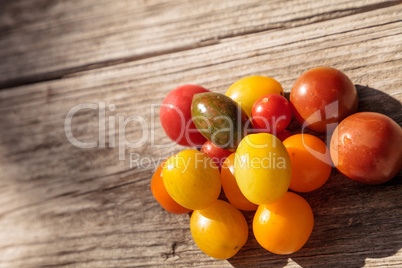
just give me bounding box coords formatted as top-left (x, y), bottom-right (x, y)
top-left (0, 0), bottom-right (401, 267)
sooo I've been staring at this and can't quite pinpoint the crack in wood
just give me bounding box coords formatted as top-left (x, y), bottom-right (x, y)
top-left (161, 242), bottom-right (180, 261)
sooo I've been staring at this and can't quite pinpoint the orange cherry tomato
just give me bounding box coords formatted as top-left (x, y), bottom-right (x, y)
top-left (253, 192), bottom-right (314, 255)
top-left (283, 134), bottom-right (332, 192)
top-left (190, 200), bottom-right (249, 259)
top-left (221, 153), bottom-right (258, 211)
top-left (151, 160), bottom-right (192, 214)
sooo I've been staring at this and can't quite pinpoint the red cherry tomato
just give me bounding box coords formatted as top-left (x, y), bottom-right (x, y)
top-left (160, 85), bottom-right (209, 146)
top-left (290, 67), bottom-right (358, 133)
top-left (200, 141), bottom-right (232, 169)
top-left (151, 160), bottom-right (192, 214)
top-left (252, 94), bottom-right (292, 134)
top-left (275, 130), bottom-right (292, 142)
top-left (330, 112), bottom-right (402, 184)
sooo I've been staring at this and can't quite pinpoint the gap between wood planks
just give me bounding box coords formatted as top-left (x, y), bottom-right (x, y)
top-left (0, 0), bottom-right (400, 90)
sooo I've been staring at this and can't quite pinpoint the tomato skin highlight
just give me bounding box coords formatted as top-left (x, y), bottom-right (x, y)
top-left (190, 200), bottom-right (249, 259)
top-left (283, 134), bottom-right (332, 192)
top-left (150, 160), bottom-right (192, 214)
top-left (251, 94), bottom-right (292, 134)
top-left (160, 85), bottom-right (209, 146)
top-left (290, 67), bottom-right (358, 133)
top-left (330, 112), bottom-right (402, 184)
top-left (234, 133), bottom-right (291, 205)
top-left (225, 76), bottom-right (284, 118)
top-left (253, 192), bottom-right (314, 255)
top-left (162, 149), bottom-right (221, 210)
top-left (221, 154), bottom-right (258, 211)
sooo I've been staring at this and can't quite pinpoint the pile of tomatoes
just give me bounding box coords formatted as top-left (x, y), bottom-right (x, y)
top-left (152, 67), bottom-right (402, 259)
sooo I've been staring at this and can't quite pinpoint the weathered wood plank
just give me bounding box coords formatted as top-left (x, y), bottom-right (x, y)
top-left (0, 0), bottom-right (400, 88)
top-left (0, 4), bottom-right (401, 268)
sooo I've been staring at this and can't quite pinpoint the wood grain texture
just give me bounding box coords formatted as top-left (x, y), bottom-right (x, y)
top-left (0, 0), bottom-right (401, 88)
top-left (0, 1), bottom-right (401, 267)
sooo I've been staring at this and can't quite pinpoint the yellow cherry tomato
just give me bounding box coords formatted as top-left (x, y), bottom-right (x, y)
top-left (283, 134), bottom-right (332, 192)
top-left (225, 76), bottom-right (284, 118)
top-left (234, 133), bottom-right (291, 205)
top-left (163, 149), bottom-right (221, 210)
top-left (190, 200), bottom-right (248, 259)
top-left (151, 160), bottom-right (192, 214)
top-left (253, 192), bottom-right (314, 255)
top-left (221, 153), bottom-right (258, 211)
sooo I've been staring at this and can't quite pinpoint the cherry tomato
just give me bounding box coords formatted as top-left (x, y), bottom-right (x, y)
top-left (200, 141), bottom-right (232, 169)
top-left (151, 160), bottom-right (192, 214)
top-left (162, 149), bottom-right (221, 210)
top-left (330, 112), bottom-right (402, 184)
top-left (251, 94), bottom-right (292, 134)
top-left (191, 92), bottom-right (251, 151)
top-left (190, 200), bottom-right (248, 259)
top-left (221, 154), bottom-right (258, 211)
top-left (283, 134), bottom-right (332, 192)
top-left (160, 85), bottom-right (209, 146)
top-left (253, 192), bottom-right (314, 255)
top-left (225, 76), bottom-right (284, 118)
top-left (275, 129), bottom-right (292, 142)
top-left (290, 67), bottom-right (358, 133)
top-left (234, 133), bottom-right (291, 205)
